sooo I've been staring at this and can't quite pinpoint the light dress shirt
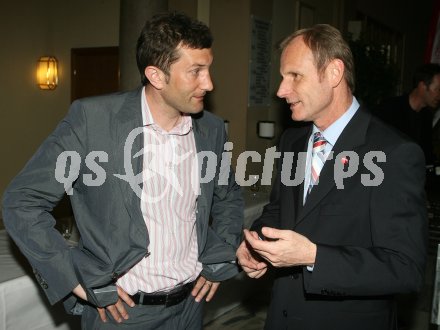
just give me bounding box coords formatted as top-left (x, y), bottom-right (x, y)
top-left (117, 87), bottom-right (202, 294)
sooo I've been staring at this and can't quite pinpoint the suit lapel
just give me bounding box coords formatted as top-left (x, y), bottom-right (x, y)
top-left (288, 129), bottom-right (311, 221)
top-left (192, 114), bottom-right (217, 245)
top-left (192, 115), bottom-right (213, 204)
top-left (296, 108), bottom-right (371, 225)
top-left (113, 88), bottom-right (145, 226)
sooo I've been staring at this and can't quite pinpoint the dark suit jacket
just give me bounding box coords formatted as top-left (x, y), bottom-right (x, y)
top-left (2, 88), bottom-right (243, 313)
top-left (252, 107), bottom-right (427, 330)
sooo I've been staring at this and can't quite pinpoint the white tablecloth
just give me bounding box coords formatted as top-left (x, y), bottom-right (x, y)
top-left (0, 230), bottom-right (80, 330)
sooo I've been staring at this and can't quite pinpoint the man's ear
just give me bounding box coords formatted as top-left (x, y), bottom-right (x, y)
top-left (145, 66), bottom-right (165, 89)
top-left (327, 59), bottom-right (344, 88)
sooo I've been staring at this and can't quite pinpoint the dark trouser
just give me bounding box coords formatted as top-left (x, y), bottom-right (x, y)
top-left (81, 294), bottom-right (204, 330)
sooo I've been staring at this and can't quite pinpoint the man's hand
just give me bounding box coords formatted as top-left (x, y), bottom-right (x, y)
top-left (191, 276), bottom-right (220, 303)
top-left (243, 227), bottom-right (317, 268)
top-left (97, 286), bottom-right (135, 323)
top-left (236, 230), bottom-right (268, 278)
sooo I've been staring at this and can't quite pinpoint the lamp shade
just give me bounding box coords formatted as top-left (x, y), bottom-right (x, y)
top-left (37, 56), bottom-right (58, 90)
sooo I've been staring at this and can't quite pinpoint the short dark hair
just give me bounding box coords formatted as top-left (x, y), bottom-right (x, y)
top-left (280, 24), bottom-right (355, 92)
top-left (136, 11), bottom-right (213, 85)
top-left (412, 63), bottom-right (440, 89)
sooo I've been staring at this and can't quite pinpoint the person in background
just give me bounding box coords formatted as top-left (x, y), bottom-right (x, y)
top-left (236, 24), bottom-right (427, 330)
top-left (2, 11), bottom-right (243, 329)
top-left (373, 63), bottom-right (440, 164)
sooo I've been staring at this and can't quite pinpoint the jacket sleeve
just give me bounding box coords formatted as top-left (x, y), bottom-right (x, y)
top-left (304, 142), bottom-right (428, 296)
top-left (200, 119), bottom-right (244, 282)
top-left (2, 101), bottom-right (86, 305)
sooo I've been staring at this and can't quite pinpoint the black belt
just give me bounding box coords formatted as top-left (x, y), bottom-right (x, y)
top-left (130, 281), bottom-right (195, 307)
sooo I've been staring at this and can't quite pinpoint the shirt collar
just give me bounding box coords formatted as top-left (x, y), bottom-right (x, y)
top-left (312, 96), bottom-right (360, 146)
top-left (141, 86), bottom-right (193, 135)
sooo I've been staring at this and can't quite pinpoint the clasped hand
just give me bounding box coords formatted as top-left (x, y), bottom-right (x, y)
top-left (236, 227), bottom-right (317, 278)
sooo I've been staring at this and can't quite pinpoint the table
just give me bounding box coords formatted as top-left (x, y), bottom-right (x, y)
top-left (0, 229), bottom-right (80, 329)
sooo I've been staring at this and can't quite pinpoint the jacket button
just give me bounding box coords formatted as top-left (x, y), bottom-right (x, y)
top-left (290, 273), bottom-right (299, 279)
top-left (283, 310), bottom-right (287, 317)
top-left (111, 272), bottom-right (118, 280)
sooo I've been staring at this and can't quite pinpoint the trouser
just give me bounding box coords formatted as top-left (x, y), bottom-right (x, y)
top-left (81, 294), bottom-right (204, 330)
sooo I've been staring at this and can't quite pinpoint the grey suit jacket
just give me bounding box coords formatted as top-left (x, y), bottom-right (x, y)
top-left (2, 88), bottom-right (243, 312)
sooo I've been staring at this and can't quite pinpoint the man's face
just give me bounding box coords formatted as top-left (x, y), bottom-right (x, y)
top-left (277, 37), bottom-right (334, 127)
top-left (161, 46), bottom-right (214, 114)
top-left (424, 74), bottom-right (440, 109)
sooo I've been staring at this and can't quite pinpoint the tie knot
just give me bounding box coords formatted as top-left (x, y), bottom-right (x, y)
top-left (312, 132), bottom-right (327, 152)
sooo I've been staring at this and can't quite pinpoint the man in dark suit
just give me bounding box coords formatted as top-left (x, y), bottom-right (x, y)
top-left (236, 24), bottom-right (427, 330)
top-left (2, 12), bottom-right (243, 329)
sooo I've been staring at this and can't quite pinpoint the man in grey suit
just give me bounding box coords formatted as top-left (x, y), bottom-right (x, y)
top-left (2, 12), bottom-right (243, 329)
top-left (237, 24), bottom-right (427, 330)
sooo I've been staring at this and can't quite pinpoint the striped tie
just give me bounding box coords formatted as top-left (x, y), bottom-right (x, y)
top-left (308, 132), bottom-right (327, 195)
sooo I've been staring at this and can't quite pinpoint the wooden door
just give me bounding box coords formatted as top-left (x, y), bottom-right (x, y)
top-left (71, 47), bottom-right (119, 102)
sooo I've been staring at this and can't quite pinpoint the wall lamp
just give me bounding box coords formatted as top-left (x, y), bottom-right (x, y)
top-left (37, 56), bottom-right (58, 90)
top-left (257, 121), bottom-right (275, 139)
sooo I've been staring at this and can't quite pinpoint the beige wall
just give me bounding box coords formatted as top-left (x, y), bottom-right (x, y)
top-left (0, 0), bottom-right (120, 211)
top-left (169, 0), bottom-right (198, 17)
top-left (209, 0), bottom-right (251, 167)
